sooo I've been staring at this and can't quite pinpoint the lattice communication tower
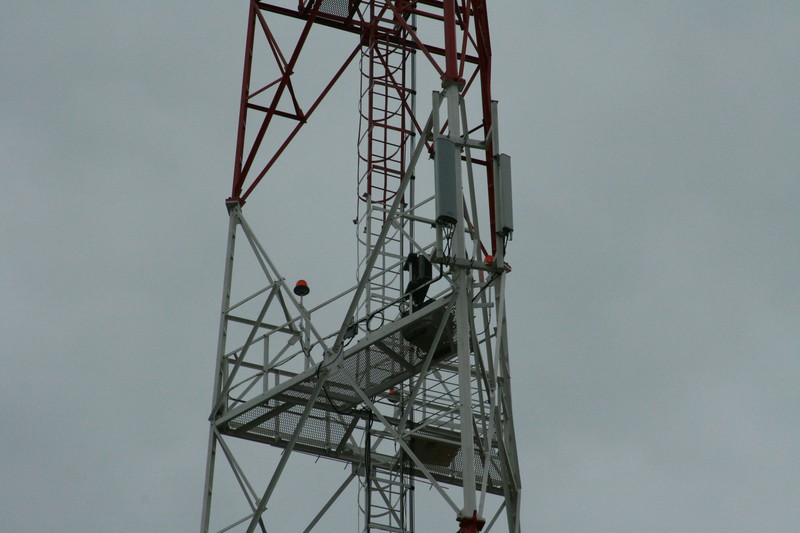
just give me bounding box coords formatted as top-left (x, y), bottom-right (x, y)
top-left (201, 1), bottom-right (521, 532)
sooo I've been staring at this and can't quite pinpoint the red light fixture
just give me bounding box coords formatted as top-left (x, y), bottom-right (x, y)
top-left (293, 279), bottom-right (310, 297)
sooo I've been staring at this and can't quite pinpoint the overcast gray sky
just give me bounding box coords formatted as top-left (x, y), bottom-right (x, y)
top-left (2, 1), bottom-right (799, 532)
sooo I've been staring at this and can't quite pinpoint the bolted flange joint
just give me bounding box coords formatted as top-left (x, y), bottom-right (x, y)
top-left (458, 511), bottom-right (486, 533)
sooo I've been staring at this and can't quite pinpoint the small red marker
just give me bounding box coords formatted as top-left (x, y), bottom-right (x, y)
top-left (293, 279), bottom-right (310, 297)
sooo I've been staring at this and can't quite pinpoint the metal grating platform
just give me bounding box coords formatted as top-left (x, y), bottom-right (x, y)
top-left (410, 425), bottom-right (505, 495)
top-left (215, 296), bottom-right (505, 494)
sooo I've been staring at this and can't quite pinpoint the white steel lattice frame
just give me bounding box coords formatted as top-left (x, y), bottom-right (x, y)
top-left (201, 2), bottom-right (521, 532)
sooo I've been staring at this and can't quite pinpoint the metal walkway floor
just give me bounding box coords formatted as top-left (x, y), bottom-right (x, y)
top-left (215, 297), bottom-right (504, 495)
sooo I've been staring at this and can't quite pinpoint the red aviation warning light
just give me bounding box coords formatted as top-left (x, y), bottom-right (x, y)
top-left (293, 279), bottom-right (310, 297)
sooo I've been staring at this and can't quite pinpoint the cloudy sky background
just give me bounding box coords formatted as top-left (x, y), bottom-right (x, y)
top-left (2, 1), bottom-right (799, 532)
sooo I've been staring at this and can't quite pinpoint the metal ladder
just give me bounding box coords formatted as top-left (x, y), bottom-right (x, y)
top-left (355, 2), bottom-right (415, 316)
top-left (362, 417), bottom-right (414, 533)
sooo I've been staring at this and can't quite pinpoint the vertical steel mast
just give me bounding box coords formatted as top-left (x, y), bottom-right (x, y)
top-left (201, 2), bottom-right (521, 532)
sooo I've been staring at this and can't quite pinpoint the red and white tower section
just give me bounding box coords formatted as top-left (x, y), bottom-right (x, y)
top-left (201, 2), bottom-right (521, 532)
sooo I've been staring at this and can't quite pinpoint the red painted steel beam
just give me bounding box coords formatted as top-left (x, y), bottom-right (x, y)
top-left (443, 0), bottom-right (459, 82)
top-left (255, 2), bottom-right (480, 64)
top-left (233, 0), bottom-right (496, 227)
top-left (238, 1), bottom-right (324, 189)
top-left (470, 0), bottom-right (498, 252)
top-left (230, 0), bottom-right (258, 204)
top-left (241, 44), bottom-right (361, 201)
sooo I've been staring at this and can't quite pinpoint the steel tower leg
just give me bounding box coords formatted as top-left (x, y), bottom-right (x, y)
top-left (490, 101), bottom-right (522, 533)
top-left (201, 207), bottom-right (239, 533)
top-left (443, 81), bottom-right (479, 526)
